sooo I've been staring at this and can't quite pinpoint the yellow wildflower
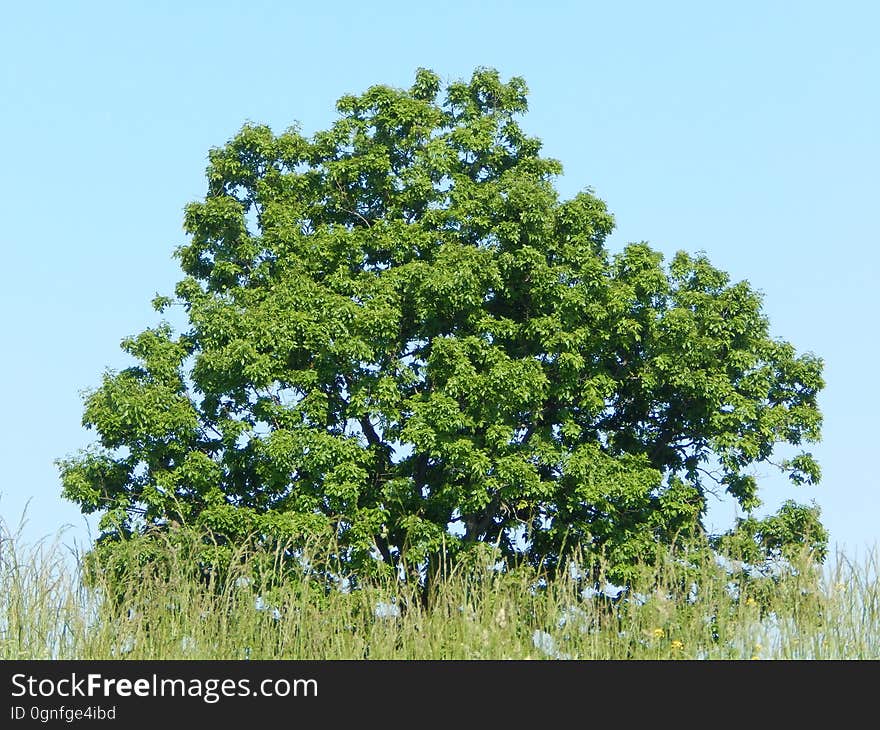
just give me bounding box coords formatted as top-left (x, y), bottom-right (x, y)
top-left (652, 628), bottom-right (665, 639)
top-left (670, 640), bottom-right (684, 651)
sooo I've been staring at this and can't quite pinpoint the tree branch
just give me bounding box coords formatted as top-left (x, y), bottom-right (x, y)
top-left (359, 415), bottom-right (382, 447)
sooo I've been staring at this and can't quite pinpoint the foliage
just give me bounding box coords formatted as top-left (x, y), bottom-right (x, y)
top-left (57, 68), bottom-right (825, 592)
top-left (2, 523), bottom-right (872, 661)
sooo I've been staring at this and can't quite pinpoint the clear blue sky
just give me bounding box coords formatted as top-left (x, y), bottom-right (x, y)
top-left (2, 1), bottom-right (877, 557)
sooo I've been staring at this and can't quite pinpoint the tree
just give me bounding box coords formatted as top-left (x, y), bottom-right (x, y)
top-left (58, 68), bottom-right (826, 594)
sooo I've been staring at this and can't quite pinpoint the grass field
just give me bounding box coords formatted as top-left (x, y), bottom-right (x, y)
top-left (2, 521), bottom-right (877, 660)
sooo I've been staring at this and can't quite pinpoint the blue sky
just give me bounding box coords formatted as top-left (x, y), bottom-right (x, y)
top-left (1, 1), bottom-right (877, 557)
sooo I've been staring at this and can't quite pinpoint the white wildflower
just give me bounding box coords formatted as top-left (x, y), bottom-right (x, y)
top-left (375, 600), bottom-right (401, 619)
top-left (532, 630), bottom-right (571, 659)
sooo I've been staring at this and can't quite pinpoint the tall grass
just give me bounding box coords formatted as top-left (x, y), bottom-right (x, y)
top-left (2, 520), bottom-right (877, 660)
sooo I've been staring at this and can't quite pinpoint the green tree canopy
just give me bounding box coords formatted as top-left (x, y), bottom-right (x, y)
top-left (59, 68), bottom-right (826, 591)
